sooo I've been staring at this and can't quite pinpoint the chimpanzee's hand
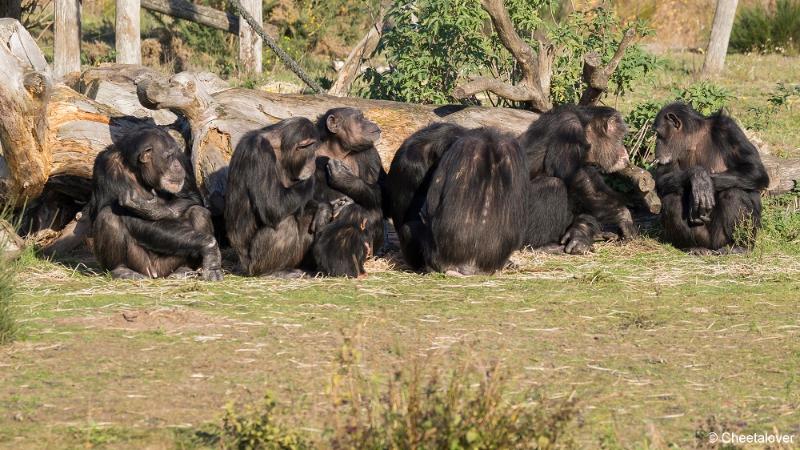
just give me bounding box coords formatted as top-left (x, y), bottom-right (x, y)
top-left (331, 196), bottom-right (354, 219)
top-left (560, 225), bottom-right (594, 255)
top-left (689, 168), bottom-right (715, 224)
top-left (119, 189), bottom-right (152, 210)
top-left (326, 159), bottom-right (357, 190)
top-left (619, 220), bottom-right (639, 240)
top-left (616, 209), bottom-right (638, 240)
top-left (311, 203), bottom-right (333, 233)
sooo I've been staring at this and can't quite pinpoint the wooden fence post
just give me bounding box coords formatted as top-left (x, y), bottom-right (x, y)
top-left (54, 0), bottom-right (81, 78)
top-left (116, 0), bottom-right (141, 64)
top-left (238, 0), bottom-right (262, 75)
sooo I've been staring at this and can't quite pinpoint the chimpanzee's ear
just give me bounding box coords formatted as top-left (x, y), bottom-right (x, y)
top-left (326, 114), bottom-right (340, 134)
top-left (666, 113), bottom-right (682, 130)
top-left (138, 147), bottom-right (153, 164)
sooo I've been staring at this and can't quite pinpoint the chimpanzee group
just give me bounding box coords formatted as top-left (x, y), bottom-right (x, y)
top-left (88, 101), bottom-right (767, 280)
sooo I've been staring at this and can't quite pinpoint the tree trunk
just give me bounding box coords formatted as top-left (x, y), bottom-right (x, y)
top-left (237, 0), bottom-right (262, 74)
top-left (702, 0), bottom-right (739, 76)
top-left (115, 0), bottom-right (142, 65)
top-left (54, 0), bottom-right (81, 79)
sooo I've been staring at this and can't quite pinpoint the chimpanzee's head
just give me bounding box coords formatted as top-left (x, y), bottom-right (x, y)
top-left (653, 102), bottom-right (704, 165)
top-left (123, 128), bottom-right (187, 194)
top-left (318, 107), bottom-right (381, 153)
top-left (265, 117), bottom-right (319, 185)
top-left (583, 106), bottom-right (630, 173)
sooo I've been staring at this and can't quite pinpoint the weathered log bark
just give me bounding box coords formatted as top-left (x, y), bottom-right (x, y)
top-left (0, 18), bottom-right (52, 201)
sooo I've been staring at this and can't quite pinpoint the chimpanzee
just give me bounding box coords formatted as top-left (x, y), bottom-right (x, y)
top-left (518, 105), bottom-right (637, 254)
top-left (384, 123), bottom-right (469, 269)
top-left (387, 126), bottom-right (527, 275)
top-left (310, 107), bottom-right (385, 277)
top-left (90, 127), bottom-right (223, 280)
top-left (653, 102), bottom-right (769, 253)
top-left (225, 117), bottom-right (320, 277)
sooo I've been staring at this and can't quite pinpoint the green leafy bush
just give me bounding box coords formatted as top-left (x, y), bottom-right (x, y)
top-left (218, 394), bottom-right (310, 450)
top-left (624, 99), bottom-right (664, 167)
top-left (0, 231), bottom-right (17, 345)
top-left (364, 0), bottom-right (658, 106)
top-left (327, 339), bottom-right (578, 449)
top-left (730, 0), bottom-right (800, 55)
top-left (673, 81), bottom-right (732, 116)
top-left (755, 194), bottom-right (800, 253)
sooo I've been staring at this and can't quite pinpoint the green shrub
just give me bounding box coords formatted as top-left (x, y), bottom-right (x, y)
top-left (730, 0), bottom-right (800, 55)
top-left (673, 81), bottom-right (732, 116)
top-left (624, 99), bottom-right (664, 167)
top-left (755, 194), bottom-right (800, 253)
top-left (218, 394), bottom-right (310, 450)
top-left (0, 231), bottom-right (17, 345)
top-left (327, 339), bottom-right (578, 449)
top-left (364, 1), bottom-right (658, 106)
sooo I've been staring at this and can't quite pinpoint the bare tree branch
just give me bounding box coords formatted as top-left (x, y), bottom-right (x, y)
top-left (579, 28), bottom-right (638, 106)
top-left (453, 0), bottom-right (554, 112)
top-left (453, 76), bottom-right (539, 102)
top-left (328, 0), bottom-right (390, 97)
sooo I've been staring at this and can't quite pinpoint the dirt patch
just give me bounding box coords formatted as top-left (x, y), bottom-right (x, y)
top-left (55, 307), bottom-right (232, 333)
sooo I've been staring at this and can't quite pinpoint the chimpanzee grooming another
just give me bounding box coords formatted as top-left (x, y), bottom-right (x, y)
top-left (385, 123), bottom-right (469, 269)
top-left (387, 126), bottom-right (527, 275)
top-left (518, 105), bottom-right (636, 254)
top-left (653, 102), bottom-right (769, 253)
top-left (90, 127), bottom-right (223, 280)
top-left (310, 107), bottom-right (385, 277)
top-left (225, 117), bottom-right (320, 277)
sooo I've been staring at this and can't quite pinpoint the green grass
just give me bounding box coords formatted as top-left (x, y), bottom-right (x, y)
top-left (2, 195), bottom-right (799, 448)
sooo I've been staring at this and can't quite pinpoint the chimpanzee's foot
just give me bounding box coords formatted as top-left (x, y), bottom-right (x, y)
top-left (687, 247), bottom-right (714, 256)
top-left (717, 246), bottom-right (749, 255)
top-left (201, 268), bottom-right (224, 281)
top-left (269, 269), bottom-right (306, 279)
top-left (533, 244), bottom-right (567, 254)
top-left (503, 260), bottom-right (520, 271)
top-left (111, 265), bottom-right (147, 280)
top-left (168, 266), bottom-right (199, 279)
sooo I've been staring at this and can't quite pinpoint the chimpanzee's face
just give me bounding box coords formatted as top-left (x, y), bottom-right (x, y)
top-left (327, 108), bottom-right (381, 152)
top-left (274, 118), bottom-right (319, 184)
top-left (133, 130), bottom-right (186, 194)
top-left (653, 111), bottom-right (685, 165)
top-left (585, 113), bottom-right (630, 173)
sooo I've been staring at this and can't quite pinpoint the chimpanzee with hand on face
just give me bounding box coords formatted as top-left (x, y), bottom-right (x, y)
top-left (90, 127), bottom-right (223, 280)
top-left (519, 105), bottom-right (637, 255)
top-left (225, 117), bottom-right (321, 277)
top-left (653, 102), bottom-right (769, 254)
top-left (386, 125), bottom-right (527, 275)
top-left (310, 107), bottom-right (385, 277)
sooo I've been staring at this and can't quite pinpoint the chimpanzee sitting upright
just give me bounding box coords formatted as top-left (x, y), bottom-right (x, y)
top-left (518, 105), bottom-right (637, 254)
top-left (225, 117), bottom-right (320, 277)
top-left (387, 126), bottom-right (527, 275)
top-left (310, 107), bottom-right (385, 277)
top-left (90, 127), bottom-right (223, 280)
top-left (653, 102), bottom-right (769, 253)
top-left (384, 123), bottom-right (469, 269)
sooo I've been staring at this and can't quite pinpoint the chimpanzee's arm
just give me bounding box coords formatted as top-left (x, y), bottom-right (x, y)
top-left (654, 163), bottom-right (689, 195)
top-left (326, 150), bottom-right (383, 209)
top-left (569, 167), bottom-right (637, 238)
top-left (709, 118), bottom-right (770, 192)
top-left (250, 176), bottom-right (314, 228)
top-left (710, 146), bottom-right (769, 191)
